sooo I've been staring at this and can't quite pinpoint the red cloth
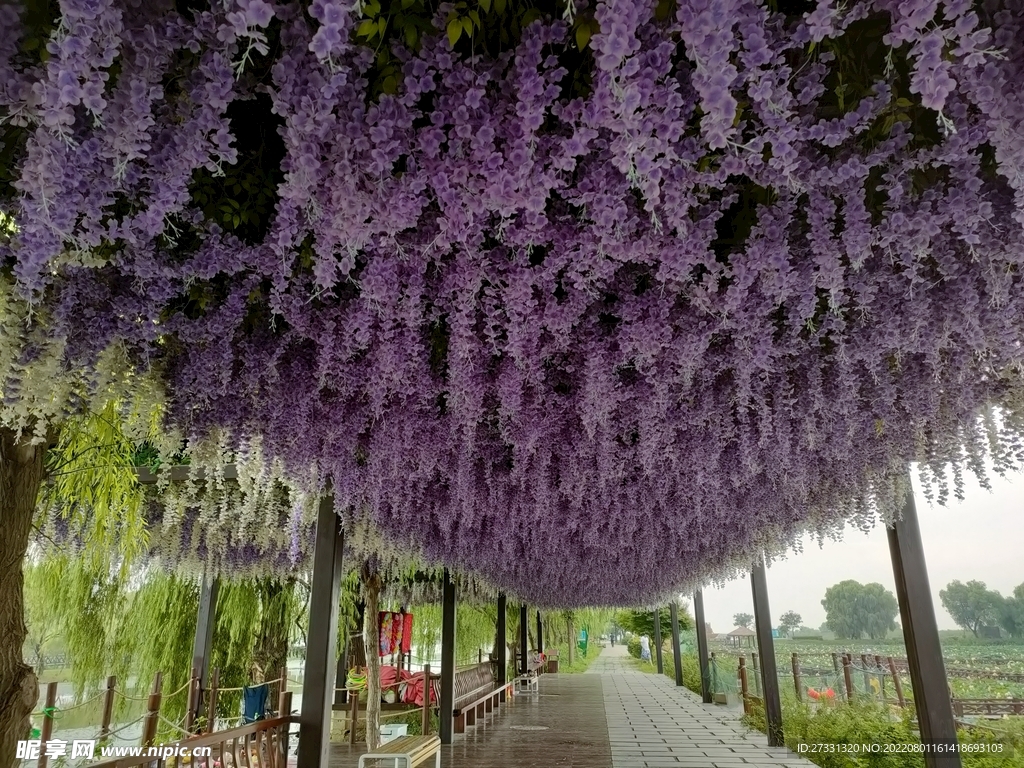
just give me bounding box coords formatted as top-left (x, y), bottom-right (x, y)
top-left (401, 612), bottom-right (414, 653)
top-left (401, 670), bottom-right (436, 706)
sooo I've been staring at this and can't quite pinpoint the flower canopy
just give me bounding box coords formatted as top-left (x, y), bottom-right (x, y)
top-left (2, 0), bottom-right (1024, 606)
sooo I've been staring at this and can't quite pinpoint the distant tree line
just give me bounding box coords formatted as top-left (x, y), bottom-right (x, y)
top-left (940, 580), bottom-right (1024, 638)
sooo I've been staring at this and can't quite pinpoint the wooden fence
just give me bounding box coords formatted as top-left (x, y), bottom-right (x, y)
top-left (725, 653), bottom-right (1023, 720)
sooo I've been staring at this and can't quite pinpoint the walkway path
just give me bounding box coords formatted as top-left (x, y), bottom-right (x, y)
top-left (328, 645), bottom-right (814, 768)
top-left (591, 645), bottom-right (812, 768)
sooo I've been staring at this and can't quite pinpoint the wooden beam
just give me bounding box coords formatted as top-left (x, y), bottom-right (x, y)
top-left (536, 611), bottom-right (544, 654)
top-left (297, 497), bottom-right (343, 768)
top-left (653, 607), bottom-right (664, 674)
top-left (669, 602), bottom-right (683, 687)
top-left (693, 590), bottom-right (712, 704)
top-left (439, 569), bottom-right (457, 744)
top-left (751, 555), bottom-right (783, 747)
top-left (888, 476), bottom-right (962, 768)
top-left (496, 593), bottom-right (507, 701)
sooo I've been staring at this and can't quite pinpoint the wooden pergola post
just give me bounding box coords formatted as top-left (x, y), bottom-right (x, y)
top-left (693, 590), bottom-right (712, 703)
top-left (297, 496), bottom-right (343, 768)
top-left (751, 555), bottom-right (783, 747)
top-left (519, 604), bottom-right (529, 674)
top-left (669, 602), bottom-right (683, 687)
top-left (888, 476), bottom-right (962, 767)
top-left (653, 607), bottom-right (664, 674)
top-left (536, 611), bottom-right (544, 655)
top-left (439, 569), bottom-right (457, 744)
top-left (192, 574), bottom-right (219, 692)
top-left (496, 593), bottom-right (507, 701)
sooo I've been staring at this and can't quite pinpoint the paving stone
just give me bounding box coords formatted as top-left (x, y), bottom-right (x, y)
top-left (326, 644), bottom-right (816, 768)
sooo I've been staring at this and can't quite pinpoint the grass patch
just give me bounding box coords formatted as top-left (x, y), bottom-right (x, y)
top-left (544, 643), bottom-right (603, 673)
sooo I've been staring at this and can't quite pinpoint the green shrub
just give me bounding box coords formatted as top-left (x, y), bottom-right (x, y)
top-left (679, 652), bottom-right (702, 695)
top-left (627, 636), bottom-right (641, 659)
top-left (743, 694), bottom-right (1024, 768)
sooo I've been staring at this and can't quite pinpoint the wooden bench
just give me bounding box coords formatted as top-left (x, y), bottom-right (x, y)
top-left (452, 662), bottom-right (502, 734)
top-left (358, 734), bottom-right (440, 768)
top-left (514, 658), bottom-right (545, 693)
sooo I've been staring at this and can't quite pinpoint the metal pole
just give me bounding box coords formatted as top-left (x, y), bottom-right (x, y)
top-left (297, 496), bottom-right (344, 768)
top-left (693, 590), bottom-right (712, 703)
top-left (888, 476), bottom-right (962, 767)
top-left (439, 569), bottom-right (457, 744)
top-left (653, 608), bottom-right (664, 674)
top-left (751, 555), bottom-right (783, 747)
top-left (497, 593), bottom-right (507, 701)
top-left (669, 602), bottom-right (683, 687)
top-left (520, 604), bottom-right (529, 674)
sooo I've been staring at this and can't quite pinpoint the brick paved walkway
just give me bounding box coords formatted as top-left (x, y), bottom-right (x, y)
top-left (329, 672), bottom-right (613, 767)
top-left (328, 645), bottom-right (814, 768)
top-left (592, 645), bottom-right (813, 768)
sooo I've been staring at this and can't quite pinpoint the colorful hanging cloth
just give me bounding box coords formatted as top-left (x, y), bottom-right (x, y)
top-left (378, 611), bottom-right (414, 656)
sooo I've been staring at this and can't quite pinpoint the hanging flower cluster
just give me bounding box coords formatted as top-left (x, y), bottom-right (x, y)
top-left (4, 0), bottom-right (1024, 606)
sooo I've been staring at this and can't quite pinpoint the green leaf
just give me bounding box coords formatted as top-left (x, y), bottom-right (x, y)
top-left (356, 19), bottom-right (377, 37)
top-left (479, 0), bottom-right (491, 12)
top-left (404, 24), bottom-right (418, 48)
top-left (575, 23), bottom-right (591, 50)
top-left (447, 18), bottom-right (463, 46)
top-left (463, 17), bottom-right (475, 36)
top-left (494, 0), bottom-right (506, 14)
top-left (378, 17), bottom-right (388, 35)
top-left (402, 0), bottom-right (415, 7)
top-left (522, 8), bottom-right (542, 26)
top-left (469, 9), bottom-right (480, 26)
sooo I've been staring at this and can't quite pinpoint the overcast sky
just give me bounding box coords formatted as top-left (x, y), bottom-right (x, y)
top-left (700, 466), bottom-right (1023, 634)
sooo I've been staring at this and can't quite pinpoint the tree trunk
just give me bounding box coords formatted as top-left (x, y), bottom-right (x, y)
top-left (252, 579), bottom-right (291, 684)
top-left (0, 428), bottom-right (46, 768)
top-left (361, 566), bottom-right (382, 750)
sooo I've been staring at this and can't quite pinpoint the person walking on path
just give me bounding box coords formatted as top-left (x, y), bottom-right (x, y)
top-left (639, 634), bottom-right (652, 663)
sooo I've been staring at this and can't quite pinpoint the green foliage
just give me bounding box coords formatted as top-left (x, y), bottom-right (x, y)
top-left (744, 693), bottom-right (1024, 768)
top-left (997, 586), bottom-right (1024, 639)
top-left (734, 612), bottom-right (754, 629)
top-left (779, 611), bottom-right (802, 637)
top-left (627, 636), bottom-right (641, 659)
top-left (22, 563), bottom-right (59, 668)
top-left (941, 580), bottom-right (1006, 638)
top-left (40, 400), bottom-right (156, 572)
top-left (821, 581), bottom-right (899, 640)
top-left (32, 556), bottom-right (313, 735)
top-left (616, 607), bottom-right (692, 638)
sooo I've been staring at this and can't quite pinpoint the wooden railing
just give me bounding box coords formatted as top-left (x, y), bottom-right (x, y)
top-left (90, 715), bottom-right (293, 768)
top-left (30, 666), bottom-right (291, 768)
